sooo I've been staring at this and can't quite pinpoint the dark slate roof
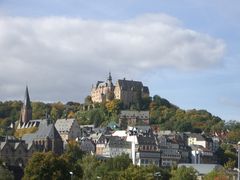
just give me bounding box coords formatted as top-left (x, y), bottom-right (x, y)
top-left (189, 133), bottom-right (205, 141)
top-left (22, 124), bottom-right (62, 143)
top-left (55, 118), bottom-right (76, 132)
top-left (96, 81), bottom-right (104, 88)
top-left (164, 134), bottom-right (185, 144)
top-left (109, 136), bottom-right (131, 148)
top-left (117, 79), bottom-right (143, 91)
top-left (0, 136), bottom-right (17, 142)
top-left (35, 124), bottom-right (61, 139)
top-left (96, 134), bottom-right (108, 144)
top-left (22, 133), bottom-right (35, 144)
top-left (0, 141), bottom-right (28, 151)
top-left (137, 135), bottom-right (157, 146)
top-left (135, 125), bottom-right (151, 133)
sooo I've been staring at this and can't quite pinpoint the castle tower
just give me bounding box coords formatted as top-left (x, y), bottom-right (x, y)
top-left (107, 72), bottom-right (114, 89)
top-left (19, 86), bottom-right (32, 124)
top-left (106, 72), bottom-right (114, 101)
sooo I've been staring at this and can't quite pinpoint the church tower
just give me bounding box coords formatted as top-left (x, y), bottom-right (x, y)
top-left (19, 86), bottom-right (32, 125)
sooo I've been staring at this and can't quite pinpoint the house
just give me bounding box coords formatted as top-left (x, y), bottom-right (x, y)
top-left (108, 136), bottom-right (131, 158)
top-left (80, 138), bottom-right (96, 154)
top-left (95, 134), bottom-right (109, 156)
top-left (22, 120), bottom-right (63, 155)
top-left (190, 145), bottom-right (214, 164)
top-left (80, 125), bottom-right (94, 137)
top-left (158, 133), bottom-right (190, 166)
top-left (135, 135), bottom-right (160, 166)
top-left (0, 136), bottom-right (36, 167)
top-left (55, 118), bottom-right (81, 146)
top-left (188, 133), bottom-right (207, 148)
top-left (119, 111), bottom-right (150, 128)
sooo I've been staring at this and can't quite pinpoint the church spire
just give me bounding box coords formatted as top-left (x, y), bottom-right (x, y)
top-left (108, 72), bottom-right (112, 82)
top-left (24, 86), bottom-right (31, 108)
top-left (19, 86), bottom-right (32, 124)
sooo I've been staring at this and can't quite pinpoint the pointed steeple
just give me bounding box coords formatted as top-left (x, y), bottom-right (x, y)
top-left (24, 86), bottom-right (31, 108)
top-left (19, 86), bottom-right (32, 124)
top-left (108, 72), bottom-right (112, 81)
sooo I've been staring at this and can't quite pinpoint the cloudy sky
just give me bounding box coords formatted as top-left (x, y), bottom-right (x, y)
top-left (0, 0), bottom-right (239, 121)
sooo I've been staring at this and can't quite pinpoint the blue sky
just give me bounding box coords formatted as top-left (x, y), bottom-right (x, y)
top-left (0, 0), bottom-right (239, 121)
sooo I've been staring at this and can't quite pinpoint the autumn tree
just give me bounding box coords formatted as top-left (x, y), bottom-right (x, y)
top-left (105, 99), bottom-right (122, 115)
top-left (204, 169), bottom-right (230, 180)
top-left (0, 164), bottom-right (14, 180)
top-left (170, 166), bottom-right (198, 180)
top-left (23, 152), bottom-right (72, 180)
top-left (80, 155), bottom-right (100, 180)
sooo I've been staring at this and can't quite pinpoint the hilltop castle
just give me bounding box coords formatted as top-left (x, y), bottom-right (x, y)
top-left (91, 73), bottom-right (149, 107)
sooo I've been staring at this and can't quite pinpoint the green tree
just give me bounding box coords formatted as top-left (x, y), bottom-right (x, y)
top-left (105, 99), bottom-right (122, 114)
top-left (84, 96), bottom-right (92, 105)
top-left (32, 102), bottom-right (48, 119)
top-left (80, 155), bottom-right (100, 180)
top-left (61, 141), bottom-right (83, 178)
top-left (88, 108), bottom-right (105, 127)
top-left (224, 159), bottom-right (236, 170)
top-left (119, 165), bottom-right (166, 180)
top-left (170, 166), bottom-right (198, 180)
top-left (204, 169), bottom-right (230, 180)
top-left (23, 152), bottom-right (71, 180)
top-left (0, 165), bottom-right (14, 180)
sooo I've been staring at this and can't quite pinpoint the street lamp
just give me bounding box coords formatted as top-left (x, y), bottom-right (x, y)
top-left (238, 142), bottom-right (240, 180)
top-left (154, 172), bottom-right (161, 180)
top-left (69, 171), bottom-right (73, 180)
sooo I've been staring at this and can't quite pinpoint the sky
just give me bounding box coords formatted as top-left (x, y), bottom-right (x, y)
top-left (0, 0), bottom-right (239, 121)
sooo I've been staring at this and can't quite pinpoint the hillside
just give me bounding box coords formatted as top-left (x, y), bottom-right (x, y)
top-left (0, 95), bottom-right (226, 136)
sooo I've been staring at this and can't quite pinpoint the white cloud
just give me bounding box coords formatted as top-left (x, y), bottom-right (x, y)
top-left (0, 14), bottom-right (226, 101)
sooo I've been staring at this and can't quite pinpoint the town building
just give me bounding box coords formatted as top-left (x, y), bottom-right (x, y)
top-left (119, 110), bottom-right (150, 128)
top-left (0, 136), bottom-right (36, 168)
top-left (22, 120), bottom-right (63, 155)
top-left (108, 136), bottom-right (131, 158)
top-left (190, 145), bottom-right (214, 164)
top-left (79, 138), bottom-right (96, 154)
top-left (135, 135), bottom-right (160, 166)
top-left (187, 133), bottom-right (208, 148)
top-left (55, 118), bottom-right (81, 147)
top-left (91, 73), bottom-right (149, 108)
top-left (157, 133), bottom-right (190, 166)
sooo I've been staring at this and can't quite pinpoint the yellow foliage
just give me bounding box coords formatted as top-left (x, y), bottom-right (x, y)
top-left (67, 111), bottom-right (75, 118)
top-left (14, 127), bottom-right (38, 138)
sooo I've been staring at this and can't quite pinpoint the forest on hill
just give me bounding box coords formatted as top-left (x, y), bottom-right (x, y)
top-left (0, 95), bottom-right (240, 143)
